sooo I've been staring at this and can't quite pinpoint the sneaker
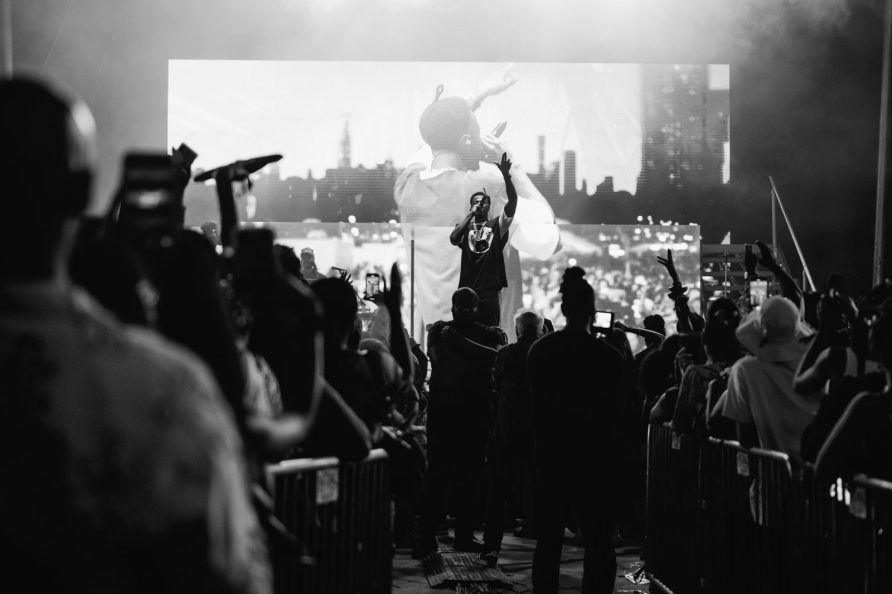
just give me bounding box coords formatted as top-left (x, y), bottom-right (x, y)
top-left (477, 549), bottom-right (499, 567)
top-left (453, 537), bottom-right (484, 553)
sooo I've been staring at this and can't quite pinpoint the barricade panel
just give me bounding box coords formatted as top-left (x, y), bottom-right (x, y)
top-left (268, 449), bottom-right (392, 594)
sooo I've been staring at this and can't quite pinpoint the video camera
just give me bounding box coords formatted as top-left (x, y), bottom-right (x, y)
top-left (107, 144), bottom-right (197, 275)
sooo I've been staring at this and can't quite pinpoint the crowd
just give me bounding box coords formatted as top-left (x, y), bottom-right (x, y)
top-left (4, 75), bottom-right (892, 594)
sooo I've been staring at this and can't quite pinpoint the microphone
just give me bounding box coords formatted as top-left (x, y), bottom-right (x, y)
top-left (193, 154), bottom-right (283, 183)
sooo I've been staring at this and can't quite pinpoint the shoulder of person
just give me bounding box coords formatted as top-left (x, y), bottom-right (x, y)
top-left (465, 163), bottom-right (506, 185)
top-left (395, 162), bottom-right (426, 184)
top-left (483, 325), bottom-right (508, 346)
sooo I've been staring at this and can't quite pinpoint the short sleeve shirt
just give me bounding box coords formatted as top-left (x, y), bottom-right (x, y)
top-left (458, 217), bottom-right (508, 292)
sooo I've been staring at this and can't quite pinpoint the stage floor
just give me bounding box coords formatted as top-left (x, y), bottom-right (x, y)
top-left (392, 531), bottom-right (647, 593)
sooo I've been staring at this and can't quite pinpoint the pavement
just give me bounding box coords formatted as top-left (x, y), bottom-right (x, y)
top-left (392, 531), bottom-right (649, 593)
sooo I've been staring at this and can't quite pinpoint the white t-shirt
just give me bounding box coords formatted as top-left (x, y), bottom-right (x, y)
top-left (721, 354), bottom-right (820, 458)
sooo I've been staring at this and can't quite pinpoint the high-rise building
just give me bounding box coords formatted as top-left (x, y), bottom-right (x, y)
top-left (339, 121), bottom-right (352, 169)
top-left (563, 150), bottom-right (577, 195)
top-left (637, 64), bottom-right (728, 194)
top-left (537, 135), bottom-right (546, 175)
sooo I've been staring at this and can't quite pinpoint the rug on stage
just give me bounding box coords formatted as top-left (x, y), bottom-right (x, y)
top-left (421, 551), bottom-right (513, 590)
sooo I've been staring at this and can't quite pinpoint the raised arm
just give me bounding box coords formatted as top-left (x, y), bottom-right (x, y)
top-left (754, 240), bottom-right (802, 308)
top-left (494, 152), bottom-right (517, 220)
top-left (382, 262), bottom-right (413, 384)
top-left (441, 325), bottom-right (499, 366)
top-left (658, 249), bottom-right (694, 334)
top-left (614, 319), bottom-right (665, 346)
top-left (815, 393), bottom-right (873, 481)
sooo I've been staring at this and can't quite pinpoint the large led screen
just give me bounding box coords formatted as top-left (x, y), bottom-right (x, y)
top-left (170, 60), bottom-right (730, 226)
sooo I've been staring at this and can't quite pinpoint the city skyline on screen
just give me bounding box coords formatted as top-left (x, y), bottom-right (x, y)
top-left (169, 60), bottom-right (730, 209)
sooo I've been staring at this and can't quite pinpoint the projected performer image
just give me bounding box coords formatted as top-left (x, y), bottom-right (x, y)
top-left (395, 69), bottom-right (560, 339)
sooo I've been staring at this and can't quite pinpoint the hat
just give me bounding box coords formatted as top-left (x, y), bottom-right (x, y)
top-left (735, 296), bottom-right (812, 363)
top-left (300, 247), bottom-right (314, 256)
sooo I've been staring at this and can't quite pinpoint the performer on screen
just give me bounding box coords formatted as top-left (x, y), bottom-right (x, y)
top-left (394, 66), bottom-right (560, 341)
top-left (449, 153), bottom-right (516, 327)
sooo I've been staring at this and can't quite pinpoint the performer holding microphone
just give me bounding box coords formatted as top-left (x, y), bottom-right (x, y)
top-left (449, 153), bottom-right (516, 327)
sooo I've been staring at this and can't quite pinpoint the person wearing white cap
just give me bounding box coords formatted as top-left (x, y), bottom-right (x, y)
top-left (299, 247), bottom-right (325, 282)
top-left (720, 295), bottom-right (820, 458)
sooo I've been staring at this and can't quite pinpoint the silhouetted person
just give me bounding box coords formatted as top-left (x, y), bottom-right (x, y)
top-left (528, 267), bottom-right (624, 593)
top-left (299, 247), bottom-right (325, 282)
top-left (414, 288), bottom-right (506, 558)
top-left (0, 76), bottom-right (270, 593)
top-left (815, 297), bottom-right (892, 480)
top-left (480, 310), bottom-right (544, 565)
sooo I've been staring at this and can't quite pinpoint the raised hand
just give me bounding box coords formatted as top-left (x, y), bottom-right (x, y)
top-left (493, 152), bottom-right (512, 178)
top-left (754, 240), bottom-right (778, 269)
top-left (744, 244), bottom-right (759, 277)
top-left (471, 63), bottom-right (518, 109)
top-left (657, 249), bottom-right (680, 283)
top-left (338, 269), bottom-right (352, 284)
top-left (380, 263), bottom-right (403, 315)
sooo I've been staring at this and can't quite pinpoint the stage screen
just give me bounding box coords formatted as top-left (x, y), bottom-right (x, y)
top-left (170, 60), bottom-right (730, 226)
top-left (256, 222), bottom-right (699, 348)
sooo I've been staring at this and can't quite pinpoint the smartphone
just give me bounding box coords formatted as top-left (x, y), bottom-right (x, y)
top-left (749, 279), bottom-right (769, 308)
top-left (365, 273), bottom-right (381, 298)
top-left (593, 310), bottom-right (614, 331)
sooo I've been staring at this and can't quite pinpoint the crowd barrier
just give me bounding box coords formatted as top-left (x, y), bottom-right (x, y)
top-left (646, 424), bottom-right (892, 594)
top-left (266, 449), bottom-right (392, 594)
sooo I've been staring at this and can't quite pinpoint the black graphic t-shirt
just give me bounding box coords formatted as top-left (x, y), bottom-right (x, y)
top-left (458, 217), bottom-right (508, 291)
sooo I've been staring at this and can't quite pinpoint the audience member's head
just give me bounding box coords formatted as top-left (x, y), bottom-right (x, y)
top-left (452, 287), bottom-right (479, 325)
top-left (200, 221), bottom-right (220, 246)
top-left (312, 277), bottom-right (359, 350)
top-left (643, 314), bottom-right (666, 346)
top-left (274, 244), bottom-right (305, 282)
top-left (736, 295), bottom-right (808, 363)
top-left (604, 327), bottom-right (634, 361)
top-left (559, 267), bottom-right (595, 327)
top-left (1, 77), bottom-right (96, 281)
top-left (702, 321), bottom-right (740, 365)
top-left (514, 310), bottom-right (544, 341)
top-left (706, 297), bottom-right (742, 330)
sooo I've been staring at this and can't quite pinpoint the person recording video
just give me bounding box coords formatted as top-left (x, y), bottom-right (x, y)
top-left (0, 75), bottom-right (271, 593)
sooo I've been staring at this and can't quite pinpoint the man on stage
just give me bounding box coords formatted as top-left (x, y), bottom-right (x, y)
top-left (449, 153), bottom-right (516, 327)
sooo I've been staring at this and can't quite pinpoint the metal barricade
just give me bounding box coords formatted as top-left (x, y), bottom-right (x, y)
top-left (700, 438), bottom-right (795, 594)
top-left (855, 475), bottom-right (892, 594)
top-left (645, 423), bottom-right (704, 594)
top-left (646, 427), bottom-right (892, 594)
top-left (267, 449), bottom-right (392, 594)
